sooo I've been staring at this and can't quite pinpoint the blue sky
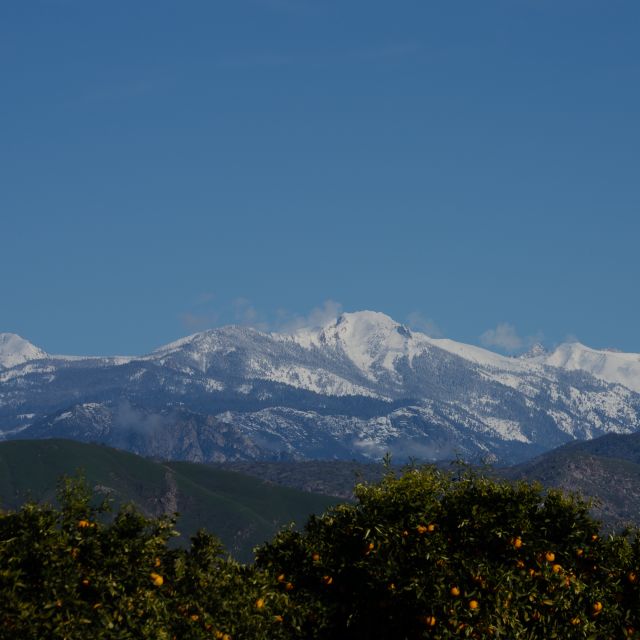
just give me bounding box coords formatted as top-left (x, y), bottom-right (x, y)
top-left (1, 1), bottom-right (639, 356)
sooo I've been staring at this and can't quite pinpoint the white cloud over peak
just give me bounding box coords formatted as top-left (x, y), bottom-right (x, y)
top-left (480, 322), bottom-right (543, 354)
top-left (406, 311), bottom-right (442, 337)
top-left (277, 300), bottom-right (343, 333)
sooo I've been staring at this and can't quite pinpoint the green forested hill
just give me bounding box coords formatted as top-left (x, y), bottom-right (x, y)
top-left (220, 434), bottom-right (640, 533)
top-left (0, 439), bottom-right (340, 561)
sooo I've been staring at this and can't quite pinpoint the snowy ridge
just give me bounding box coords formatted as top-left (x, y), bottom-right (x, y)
top-left (428, 337), bottom-right (531, 372)
top-left (537, 342), bottom-right (640, 394)
top-left (2, 311), bottom-right (640, 464)
top-left (0, 333), bottom-right (48, 369)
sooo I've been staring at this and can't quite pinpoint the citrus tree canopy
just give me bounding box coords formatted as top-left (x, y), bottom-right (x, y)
top-left (2, 467), bottom-right (640, 638)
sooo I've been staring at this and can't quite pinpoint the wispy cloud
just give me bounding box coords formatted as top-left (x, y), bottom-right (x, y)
top-left (179, 292), bottom-right (220, 331)
top-left (195, 292), bottom-right (216, 305)
top-left (231, 297), bottom-right (270, 331)
top-left (277, 299), bottom-right (343, 333)
top-left (180, 311), bottom-right (221, 332)
top-left (406, 311), bottom-right (442, 337)
top-left (480, 323), bottom-right (543, 354)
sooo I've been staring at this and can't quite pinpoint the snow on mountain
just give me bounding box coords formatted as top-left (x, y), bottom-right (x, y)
top-left (294, 311), bottom-right (543, 386)
top-left (289, 311), bottom-right (426, 383)
top-left (0, 333), bottom-right (48, 369)
top-left (537, 342), bottom-right (640, 394)
top-left (135, 314), bottom-right (640, 401)
top-left (427, 337), bottom-right (529, 372)
top-left (313, 311), bottom-right (414, 376)
top-left (2, 311), bottom-right (640, 465)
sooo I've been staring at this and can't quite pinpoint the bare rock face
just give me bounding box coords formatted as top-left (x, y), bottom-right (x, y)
top-left (160, 470), bottom-right (179, 516)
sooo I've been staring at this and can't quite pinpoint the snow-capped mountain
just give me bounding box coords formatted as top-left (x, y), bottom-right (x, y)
top-left (0, 333), bottom-right (48, 369)
top-left (1, 311), bottom-right (640, 465)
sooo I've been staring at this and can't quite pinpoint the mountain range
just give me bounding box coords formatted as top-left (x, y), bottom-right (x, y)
top-left (2, 311), bottom-right (640, 465)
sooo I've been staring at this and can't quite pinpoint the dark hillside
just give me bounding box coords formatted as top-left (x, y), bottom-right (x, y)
top-left (0, 439), bottom-right (339, 561)
top-left (220, 433), bottom-right (640, 532)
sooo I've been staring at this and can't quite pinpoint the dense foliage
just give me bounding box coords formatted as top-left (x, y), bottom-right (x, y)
top-left (2, 467), bottom-right (640, 638)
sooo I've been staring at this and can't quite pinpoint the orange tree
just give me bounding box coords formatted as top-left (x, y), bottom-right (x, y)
top-left (0, 476), bottom-right (296, 640)
top-left (2, 467), bottom-right (640, 639)
top-left (255, 465), bottom-right (640, 639)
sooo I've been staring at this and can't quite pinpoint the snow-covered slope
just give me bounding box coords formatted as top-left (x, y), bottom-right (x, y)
top-left (537, 343), bottom-right (640, 394)
top-left (2, 311), bottom-right (640, 465)
top-left (298, 311), bottom-right (419, 379)
top-left (0, 333), bottom-right (47, 369)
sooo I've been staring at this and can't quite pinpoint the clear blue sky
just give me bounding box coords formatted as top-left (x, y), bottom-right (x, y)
top-left (2, 1), bottom-right (639, 356)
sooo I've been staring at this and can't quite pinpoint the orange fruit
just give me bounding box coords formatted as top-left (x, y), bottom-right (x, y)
top-left (312, 553), bottom-right (320, 562)
top-left (576, 548), bottom-right (584, 557)
top-left (277, 574), bottom-right (285, 583)
top-left (150, 572), bottom-right (164, 587)
top-left (323, 575), bottom-right (333, 585)
top-left (628, 571), bottom-right (638, 584)
top-left (423, 615), bottom-right (436, 627)
top-left (427, 523), bottom-right (436, 533)
top-left (416, 525), bottom-right (427, 535)
top-left (285, 582), bottom-right (294, 591)
top-left (545, 551), bottom-right (555, 562)
top-left (469, 600), bottom-right (479, 610)
top-left (255, 598), bottom-right (265, 609)
top-left (512, 536), bottom-right (523, 549)
top-left (450, 586), bottom-right (460, 597)
top-left (592, 601), bottom-right (603, 614)
top-left (552, 564), bottom-right (563, 574)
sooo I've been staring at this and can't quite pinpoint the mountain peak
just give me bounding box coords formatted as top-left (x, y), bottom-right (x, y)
top-left (315, 310), bottom-right (416, 378)
top-left (334, 310), bottom-right (403, 332)
top-left (0, 333), bottom-right (48, 369)
top-left (519, 343), bottom-right (547, 359)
